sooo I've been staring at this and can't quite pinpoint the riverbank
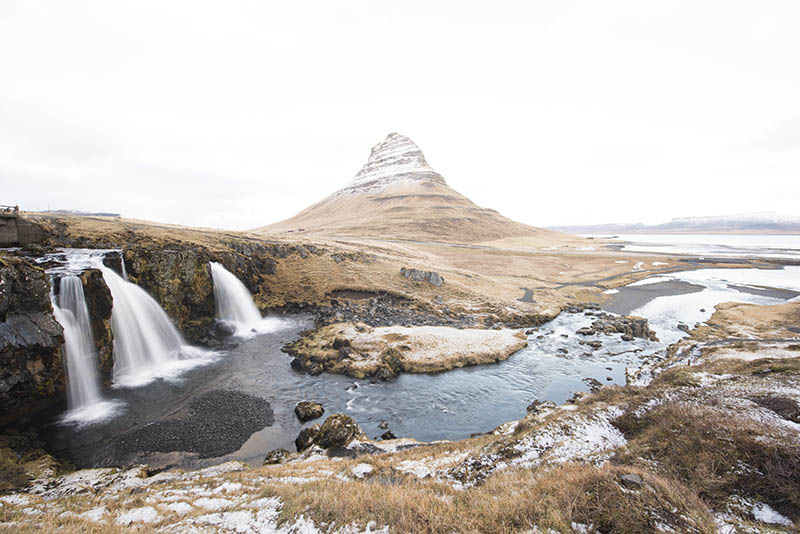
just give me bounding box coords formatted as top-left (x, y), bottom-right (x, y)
top-left (2, 300), bottom-right (798, 533)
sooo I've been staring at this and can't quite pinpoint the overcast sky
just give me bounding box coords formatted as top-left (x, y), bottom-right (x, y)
top-left (1, 1), bottom-right (799, 230)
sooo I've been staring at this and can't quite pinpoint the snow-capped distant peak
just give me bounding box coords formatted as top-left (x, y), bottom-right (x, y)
top-left (339, 133), bottom-right (445, 195)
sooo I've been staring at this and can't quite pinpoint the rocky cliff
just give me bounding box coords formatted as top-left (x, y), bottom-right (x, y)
top-left (0, 255), bottom-right (64, 425)
top-left (78, 269), bottom-right (114, 383)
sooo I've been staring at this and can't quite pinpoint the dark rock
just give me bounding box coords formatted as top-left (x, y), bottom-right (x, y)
top-left (526, 399), bottom-right (556, 414)
top-left (338, 346), bottom-right (352, 360)
top-left (582, 377), bottom-right (603, 392)
top-left (295, 424), bottom-right (321, 452)
top-left (0, 255), bottom-right (65, 425)
top-left (332, 337), bottom-right (350, 350)
top-left (315, 414), bottom-right (366, 449)
top-left (263, 448), bottom-right (291, 465)
top-left (380, 430), bottom-right (397, 440)
top-left (213, 321), bottom-right (237, 338)
top-left (78, 269), bottom-right (114, 383)
top-left (591, 315), bottom-right (658, 341)
top-left (576, 327), bottom-right (595, 336)
top-left (295, 401), bottom-right (324, 422)
top-left (378, 421), bottom-right (389, 430)
top-left (677, 323), bottom-right (690, 332)
top-left (619, 473), bottom-right (643, 489)
top-left (579, 340), bottom-right (602, 350)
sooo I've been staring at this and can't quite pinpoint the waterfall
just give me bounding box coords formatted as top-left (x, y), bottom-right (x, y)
top-left (98, 264), bottom-right (211, 387)
top-left (210, 262), bottom-right (262, 329)
top-left (120, 251), bottom-right (128, 280)
top-left (51, 276), bottom-right (118, 424)
top-left (208, 262), bottom-right (289, 336)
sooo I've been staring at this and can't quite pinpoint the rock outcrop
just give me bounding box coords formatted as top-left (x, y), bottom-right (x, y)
top-left (285, 323), bottom-right (528, 380)
top-left (121, 243), bottom-right (283, 343)
top-left (295, 401), bottom-right (324, 422)
top-left (78, 269), bottom-right (114, 383)
top-left (294, 414), bottom-right (366, 452)
top-left (400, 267), bottom-right (444, 287)
top-left (0, 255), bottom-right (64, 425)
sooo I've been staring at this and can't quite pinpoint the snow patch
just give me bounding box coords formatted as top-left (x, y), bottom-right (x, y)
top-left (351, 463), bottom-right (374, 479)
top-left (164, 502), bottom-right (193, 515)
top-left (752, 502), bottom-right (793, 525)
top-left (194, 497), bottom-right (235, 510)
top-left (115, 506), bottom-right (160, 525)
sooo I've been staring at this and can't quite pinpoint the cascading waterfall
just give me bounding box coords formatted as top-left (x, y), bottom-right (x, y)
top-left (209, 262), bottom-right (262, 326)
top-left (51, 275), bottom-right (118, 424)
top-left (209, 262), bottom-right (286, 335)
top-left (98, 263), bottom-right (209, 387)
top-left (119, 251), bottom-right (128, 280)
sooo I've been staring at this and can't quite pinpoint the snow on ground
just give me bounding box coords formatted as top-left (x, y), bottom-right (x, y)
top-left (351, 463), bottom-right (374, 478)
top-left (346, 324), bottom-right (527, 367)
top-left (115, 506), bottom-right (160, 525)
top-left (395, 452), bottom-right (469, 480)
top-left (751, 502), bottom-right (793, 526)
top-left (194, 497), bottom-right (235, 510)
top-left (511, 407), bottom-right (626, 468)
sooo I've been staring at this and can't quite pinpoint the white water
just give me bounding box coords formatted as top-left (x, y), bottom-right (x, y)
top-left (209, 262), bottom-right (287, 336)
top-left (99, 263), bottom-right (214, 388)
top-left (51, 276), bottom-right (119, 424)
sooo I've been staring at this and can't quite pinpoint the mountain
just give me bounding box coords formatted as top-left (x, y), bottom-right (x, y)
top-left (256, 133), bottom-right (560, 243)
top-left (548, 212), bottom-right (800, 235)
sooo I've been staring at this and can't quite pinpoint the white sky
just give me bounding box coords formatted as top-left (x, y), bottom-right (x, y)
top-left (1, 1), bottom-right (798, 230)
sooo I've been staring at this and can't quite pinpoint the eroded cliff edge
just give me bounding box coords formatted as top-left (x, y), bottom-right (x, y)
top-left (0, 255), bottom-right (64, 425)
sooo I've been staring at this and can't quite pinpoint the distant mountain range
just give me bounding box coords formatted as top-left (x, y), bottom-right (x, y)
top-left (36, 209), bottom-right (121, 218)
top-left (548, 212), bottom-right (800, 235)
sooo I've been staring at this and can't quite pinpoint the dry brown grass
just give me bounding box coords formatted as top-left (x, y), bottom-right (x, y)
top-left (615, 403), bottom-right (800, 521)
top-left (259, 462), bottom-right (715, 534)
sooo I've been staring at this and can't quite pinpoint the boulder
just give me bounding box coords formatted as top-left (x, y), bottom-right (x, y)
top-left (295, 424), bottom-right (320, 452)
top-left (400, 267), bottom-right (444, 287)
top-left (213, 321), bottom-right (237, 338)
top-left (380, 430), bottom-right (397, 440)
top-left (263, 448), bottom-right (291, 465)
top-left (315, 414), bottom-right (366, 449)
top-left (295, 401), bottom-right (324, 422)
